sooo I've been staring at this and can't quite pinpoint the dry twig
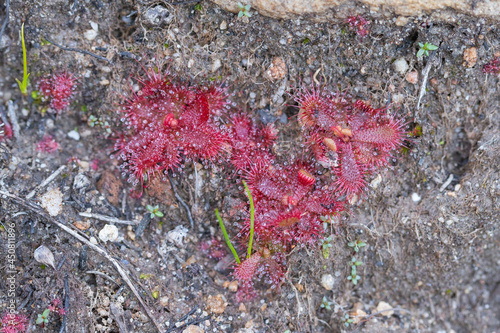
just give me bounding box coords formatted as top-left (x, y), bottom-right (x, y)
top-left (78, 212), bottom-right (139, 225)
top-left (26, 165), bottom-right (66, 199)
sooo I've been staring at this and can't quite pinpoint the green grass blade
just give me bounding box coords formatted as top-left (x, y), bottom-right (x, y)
top-left (242, 180), bottom-right (254, 259)
top-left (215, 208), bottom-right (241, 264)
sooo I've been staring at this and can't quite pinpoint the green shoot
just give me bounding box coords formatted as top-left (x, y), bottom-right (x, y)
top-left (237, 2), bottom-right (251, 18)
top-left (146, 205), bottom-right (164, 218)
top-left (15, 23), bottom-right (30, 96)
top-left (417, 42), bottom-right (438, 58)
top-left (242, 180), bottom-right (254, 259)
top-left (215, 208), bottom-right (241, 264)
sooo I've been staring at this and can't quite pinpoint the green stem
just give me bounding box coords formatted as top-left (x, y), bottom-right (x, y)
top-left (15, 23), bottom-right (30, 96)
top-left (242, 180), bottom-right (254, 259)
top-left (215, 208), bottom-right (240, 264)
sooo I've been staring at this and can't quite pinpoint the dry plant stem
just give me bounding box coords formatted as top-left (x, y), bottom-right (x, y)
top-left (0, 0), bottom-right (9, 45)
top-left (86, 270), bottom-right (120, 285)
top-left (26, 165), bottom-right (66, 199)
top-left (0, 190), bottom-right (165, 333)
top-left (78, 212), bottom-right (138, 225)
top-left (167, 171), bottom-right (194, 228)
top-left (416, 51), bottom-right (438, 115)
top-left (59, 274), bottom-right (69, 333)
top-left (44, 36), bottom-right (113, 65)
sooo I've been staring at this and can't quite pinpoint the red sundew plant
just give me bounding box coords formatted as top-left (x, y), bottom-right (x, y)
top-left (482, 57), bottom-right (500, 75)
top-left (0, 114), bottom-right (12, 141)
top-left (39, 72), bottom-right (77, 113)
top-left (111, 65), bottom-right (408, 302)
top-left (294, 85), bottom-right (407, 197)
top-left (36, 135), bottom-right (59, 153)
top-left (0, 312), bottom-right (28, 333)
top-left (113, 66), bottom-right (231, 186)
top-left (346, 15), bottom-right (369, 38)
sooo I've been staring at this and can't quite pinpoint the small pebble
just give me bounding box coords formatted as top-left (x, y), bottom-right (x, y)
top-left (84, 29), bottom-right (98, 41)
top-left (393, 57), bottom-right (409, 74)
top-left (67, 130), bottom-right (80, 141)
top-left (321, 274), bottom-right (335, 290)
top-left (405, 71), bottom-right (419, 84)
top-left (40, 188), bottom-right (63, 217)
top-left (395, 16), bottom-right (408, 26)
top-left (376, 301), bottom-right (394, 316)
top-left (206, 294), bottom-right (226, 314)
top-left (99, 224), bottom-right (119, 243)
top-left (463, 47), bottom-right (477, 68)
top-left (411, 192), bottom-right (421, 202)
top-left (220, 21), bottom-right (227, 30)
top-left (182, 325), bottom-right (204, 333)
top-left (212, 59), bottom-right (222, 72)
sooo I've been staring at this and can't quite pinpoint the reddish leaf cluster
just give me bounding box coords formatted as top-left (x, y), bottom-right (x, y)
top-left (48, 298), bottom-right (66, 316)
top-left (0, 112), bottom-right (12, 141)
top-left (36, 135), bottom-right (59, 153)
top-left (0, 312), bottom-right (28, 333)
top-left (113, 68), bottom-right (230, 186)
top-left (113, 66), bottom-right (407, 302)
top-left (482, 57), bottom-right (500, 75)
top-left (295, 86), bottom-right (406, 197)
top-left (39, 72), bottom-right (77, 113)
top-left (346, 15), bottom-right (369, 38)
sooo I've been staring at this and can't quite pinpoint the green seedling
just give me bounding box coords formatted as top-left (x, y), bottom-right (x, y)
top-left (215, 180), bottom-right (256, 264)
top-left (343, 313), bottom-right (354, 327)
top-left (321, 236), bottom-right (333, 259)
top-left (36, 309), bottom-right (50, 326)
top-left (347, 239), bottom-right (366, 253)
top-left (320, 296), bottom-right (333, 310)
top-left (146, 205), bottom-right (164, 218)
top-left (194, 3), bottom-right (202, 11)
top-left (417, 42), bottom-right (438, 58)
top-left (16, 23), bottom-right (30, 96)
top-left (347, 257), bottom-right (363, 285)
top-left (237, 2), bottom-right (251, 18)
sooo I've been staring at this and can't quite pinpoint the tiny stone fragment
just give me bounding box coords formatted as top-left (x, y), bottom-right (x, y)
top-left (84, 29), bottom-right (97, 41)
top-left (212, 58), bottom-right (222, 73)
top-left (376, 301), bottom-right (394, 316)
top-left (206, 294), bottom-right (226, 314)
top-left (393, 57), bottom-right (409, 74)
top-left (182, 325), bottom-right (204, 333)
top-left (40, 188), bottom-right (63, 216)
top-left (321, 274), bottom-right (335, 290)
top-left (395, 16), bottom-right (408, 26)
top-left (266, 57), bottom-right (287, 81)
top-left (463, 47), bottom-right (477, 68)
top-left (405, 71), bottom-right (419, 84)
top-left (99, 224), bottom-right (119, 243)
top-left (144, 5), bottom-right (172, 26)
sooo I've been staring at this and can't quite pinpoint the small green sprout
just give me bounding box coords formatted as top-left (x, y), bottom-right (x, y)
top-left (320, 296), bottom-right (333, 311)
top-left (151, 290), bottom-right (159, 299)
top-left (16, 23), bottom-right (30, 96)
top-left (36, 309), bottom-right (50, 325)
top-left (146, 205), bottom-right (164, 218)
top-left (321, 236), bottom-right (333, 259)
top-left (215, 180), bottom-right (256, 264)
top-left (194, 3), bottom-right (202, 11)
top-left (302, 37), bottom-right (310, 45)
top-left (343, 314), bottom-right (354, 327)
top-left (347, 257), bottom-right (363, 285)
top-left (347, 239), bottom-right (366, 253)
top-left (237, 2), bottom-right (251, 18)
top-left (417, 42), bottom-right (438, 58)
